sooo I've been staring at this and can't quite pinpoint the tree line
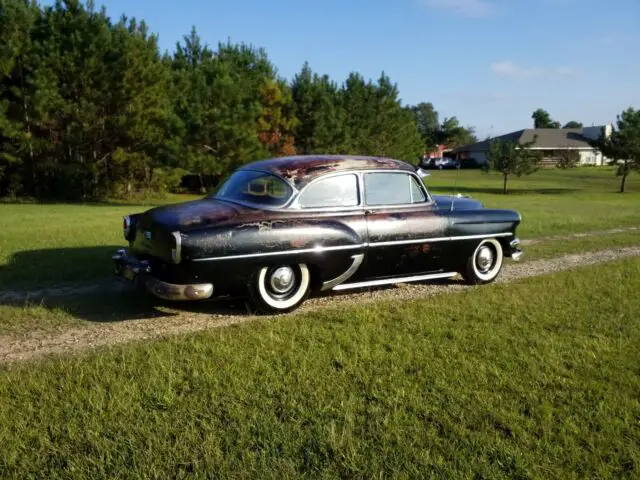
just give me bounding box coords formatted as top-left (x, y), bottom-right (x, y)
top-left (0, 0), bottom-right (476, 201)
top-left (531, 108), bottom-right (584, 129)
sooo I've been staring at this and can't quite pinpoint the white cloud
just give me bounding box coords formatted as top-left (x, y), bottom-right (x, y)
top-left (491, 61), bottom-right (575, 79)
top-left (422, 0), bottom-right (496, 18)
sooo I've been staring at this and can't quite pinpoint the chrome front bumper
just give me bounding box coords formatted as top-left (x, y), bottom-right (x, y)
top-left (510, 238), bottom-right (523, 261)
top-left (112, 249), bottom-right (214, 301)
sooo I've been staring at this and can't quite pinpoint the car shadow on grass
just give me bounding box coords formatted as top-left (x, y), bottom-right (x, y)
top-left (0, 277), bottom-right (460, 326)
top-left (0, 246), bottom-right (125, 287)
top-left (0, 246), bottom-right (460, 325)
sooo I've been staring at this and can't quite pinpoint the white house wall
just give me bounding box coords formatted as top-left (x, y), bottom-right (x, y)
top-left (579, 150), bottom-right (605, 166)
top-left (461, 149), bottom-right (610, 166)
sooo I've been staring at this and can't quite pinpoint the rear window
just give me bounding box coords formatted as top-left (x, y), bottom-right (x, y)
top-left (212, 170), bottom-right (293, 207)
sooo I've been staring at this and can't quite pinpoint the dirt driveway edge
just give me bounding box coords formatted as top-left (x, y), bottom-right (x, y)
top-left (1, 245), bottom-right (639, 366)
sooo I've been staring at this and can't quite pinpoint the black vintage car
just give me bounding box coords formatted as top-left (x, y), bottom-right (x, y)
top-left (113, 155), bottom-right (522, 313)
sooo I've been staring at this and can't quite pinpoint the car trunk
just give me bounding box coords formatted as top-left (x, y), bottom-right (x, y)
top-left (129, 199), bottom-right (246, 263)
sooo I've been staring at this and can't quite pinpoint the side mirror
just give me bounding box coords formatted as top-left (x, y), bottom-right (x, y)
top-left (416, 168), bottom-right (430, 178)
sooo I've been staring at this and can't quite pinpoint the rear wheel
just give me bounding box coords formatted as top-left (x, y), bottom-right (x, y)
top-left (462, 238), bottom-right (504, 285)
top-left (247, 263), bottom-right (311, 314)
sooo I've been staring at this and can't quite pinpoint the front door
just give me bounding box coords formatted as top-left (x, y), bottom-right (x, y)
top-left (362, 171), bottom-right (450, 279)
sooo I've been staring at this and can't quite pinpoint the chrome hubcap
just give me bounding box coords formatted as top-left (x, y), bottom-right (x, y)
top-left (269, 266), bottom-right (295, 294)
top-left (476, 246), bottom-right (494, 272)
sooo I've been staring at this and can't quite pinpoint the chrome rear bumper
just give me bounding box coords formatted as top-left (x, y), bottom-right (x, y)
top-left (509, 238), bottom-right (523, 261)
top-left (145, 276), bottom-right (214, 301)
top-left (112, 248), bottom-right (214, 301)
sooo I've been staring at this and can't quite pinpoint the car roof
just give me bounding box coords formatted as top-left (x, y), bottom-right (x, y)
top-left (239, 155), bottom-right (415, 189)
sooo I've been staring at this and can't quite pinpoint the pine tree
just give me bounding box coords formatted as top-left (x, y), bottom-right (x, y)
top-left (0, 0), bottom-right (40, 196)
top-left (291, 63), bottom-right (346, 154)
top-left (257, 79), bottom-right (297, 157)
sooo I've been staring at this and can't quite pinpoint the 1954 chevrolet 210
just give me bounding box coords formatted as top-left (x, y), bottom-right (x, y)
top-left (113, 155), bottom-right (523, 313)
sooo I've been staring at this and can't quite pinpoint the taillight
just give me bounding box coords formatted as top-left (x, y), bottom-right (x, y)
top-left (123, 215), bottom-right (132, 241)
top-left (171, 231), bottom-right (182, 264)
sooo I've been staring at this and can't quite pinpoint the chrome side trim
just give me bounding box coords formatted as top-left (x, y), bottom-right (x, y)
top-left (369, 236), bottom-right (449, 247)
top-left (447, 232), bottom-right (514, 241)
top-left (332, 271), bottom-right (457, 291)
top-left (171, 231), bottom-right (182, 264)
top-left (321, 253), bottom-right (365, 291)
top-left (192, 243), bottom-right (365, 262)
top-left (368, 232), bottom-right (513, 248)
top-left (190, 233), bottom-right (514, 262)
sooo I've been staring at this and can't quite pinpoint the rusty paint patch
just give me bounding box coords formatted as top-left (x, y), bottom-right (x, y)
top-left (239, 155), bottom-right (414, 189)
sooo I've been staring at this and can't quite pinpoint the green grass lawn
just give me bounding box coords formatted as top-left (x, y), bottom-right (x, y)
top-left (1, 259), bottom-right (639, 479)
top-left (1, 168), bottom-right (639, 289)
top-left (0, 195), bottom-right (201, 287)
top-left (0, 229), bottom-right (638, 337)
top-left (426, 167), bottom-right (640, 237)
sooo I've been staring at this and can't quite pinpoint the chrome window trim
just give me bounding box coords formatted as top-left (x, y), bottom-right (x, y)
top-left (362, 170), bottom-right (435, 208)
top-left (191, 232), bottom-right (514, 262)
top-left (285, 169), bottom-right (436, 213)
top-left (288, 171), bottom-right (362, 210)
top-left (210, 168), bottom-right (437, 213)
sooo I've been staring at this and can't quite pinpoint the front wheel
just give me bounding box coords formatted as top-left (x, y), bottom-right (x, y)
top-left (247, 263), bottom-right (311, 314)
top-left (462, 238), bottom-right (504, 285)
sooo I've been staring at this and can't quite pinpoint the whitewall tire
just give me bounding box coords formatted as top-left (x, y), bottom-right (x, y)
top-left (247, 263), bottom-right (311, 314)
top-left (462, 238), bottom-right (504, 285)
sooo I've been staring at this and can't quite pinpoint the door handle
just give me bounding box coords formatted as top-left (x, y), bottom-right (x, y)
top-left (364, 209), bottom-right (374, 215)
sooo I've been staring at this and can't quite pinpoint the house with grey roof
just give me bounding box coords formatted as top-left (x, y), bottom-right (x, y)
top-left (451, 124), bottom-right (613, 166)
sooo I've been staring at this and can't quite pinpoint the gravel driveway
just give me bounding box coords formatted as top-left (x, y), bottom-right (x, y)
top-left (1, 245), bottom-right (639, 366)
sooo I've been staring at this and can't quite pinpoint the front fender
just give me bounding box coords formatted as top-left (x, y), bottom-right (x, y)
top-left (449, 208), bottom-right (521, 238)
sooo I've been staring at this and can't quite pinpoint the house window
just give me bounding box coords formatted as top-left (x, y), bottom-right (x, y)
top-left (583, 152), bottom-right (596, 165)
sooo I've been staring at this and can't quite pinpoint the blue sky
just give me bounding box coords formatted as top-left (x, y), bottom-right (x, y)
top-left (46, 0), bottom-right (640, 138)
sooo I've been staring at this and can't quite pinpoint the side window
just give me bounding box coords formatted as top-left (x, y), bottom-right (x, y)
top-left (364, 172), bottom-right (427, 206)
top-left (298, 174), bottom-right (359, 208)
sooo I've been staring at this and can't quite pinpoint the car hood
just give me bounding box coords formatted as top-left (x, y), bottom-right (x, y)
top-left (143, 198), bottom-right (253, 231)
top-left (432, 194), bottom-right (483, 211)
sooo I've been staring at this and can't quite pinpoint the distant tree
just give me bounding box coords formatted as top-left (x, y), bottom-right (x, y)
top-left (555, 149), bottom-right (580, 169)
top-left (438, 116), bottom-right (477, 148)
top-left (563, 120), bottom-right (583, 128)
top-left (484, 136), bottom-right (542, 194)
top-left (532, 108), bottom-right (561, 128)
top-left (590, 107), bottom-right (640, 193)
top-left (407, 102), bottom-right (439, 148)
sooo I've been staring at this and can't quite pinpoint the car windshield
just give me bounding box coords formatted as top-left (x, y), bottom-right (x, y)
top-left (211, 170), bottom-right (293, 207)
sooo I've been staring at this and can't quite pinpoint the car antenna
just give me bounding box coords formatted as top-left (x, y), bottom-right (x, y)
top-left (450, 158), bottom-right (461, 214)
